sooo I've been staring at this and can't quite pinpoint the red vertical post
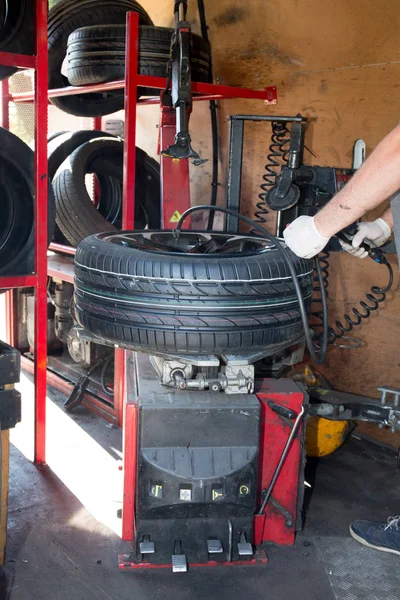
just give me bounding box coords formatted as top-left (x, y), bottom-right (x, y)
top-left (122, 401), bottom-right (137, 542)
top-left (93, 116), bottom-right (102, 130)
top-left (34, 0), bottom-right (49, 465)
top-left (114, 11), bottom-right (139, 427)
top-left (122, 11), bottom-right (138, 230)
top-left (120, 10), bottom-right (139, 542)
top-left (1, 79), bottom-right (9, 129)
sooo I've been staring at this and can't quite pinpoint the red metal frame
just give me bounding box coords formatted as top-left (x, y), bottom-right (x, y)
top-left (0, 0), bottom-right (49, 465)
top-left (2, 8), bottom-right (276, 480)
top-left (11, 79), bottom-right (277, 105)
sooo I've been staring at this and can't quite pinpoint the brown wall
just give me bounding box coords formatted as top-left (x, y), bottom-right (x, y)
top-left (138, 0), bottom-right (400, 398)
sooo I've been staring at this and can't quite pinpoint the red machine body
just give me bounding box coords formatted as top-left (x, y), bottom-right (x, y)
top-left (254, 379), bottom-right (306, 547)
top-left (120, 366), bottom-right (306, 570)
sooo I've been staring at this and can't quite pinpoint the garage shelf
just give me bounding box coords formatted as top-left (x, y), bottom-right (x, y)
top-left (0, 0), bottom-right (48, 466)
top-left (11, 77), bottom-right (277, 104)
top-left (47, 255), bottom-right (74, 285)
top-left (0, 52), bottom-right (35, 70)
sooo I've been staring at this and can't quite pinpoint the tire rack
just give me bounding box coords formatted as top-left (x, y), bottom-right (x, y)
top-left (7, 10), bottom-right (277, 466)
top-left (0, 0), bottom-right (48, 465)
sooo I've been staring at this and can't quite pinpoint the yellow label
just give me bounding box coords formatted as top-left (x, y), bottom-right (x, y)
top-left (212, 490), bottom-right (223, 500)
top-left (239, 485), bottom-right (250, 496)
top-left (170, 210), bottom-right (182, 223)
top-left (151, 484), bottom-right (163, 498)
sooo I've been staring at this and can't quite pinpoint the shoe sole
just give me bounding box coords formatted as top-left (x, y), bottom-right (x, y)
top-left (349, 525), bottom-right (400, 556)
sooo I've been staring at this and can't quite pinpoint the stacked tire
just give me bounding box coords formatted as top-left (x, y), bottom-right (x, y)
top-left (0, 0), bottom-right (35, 80)
top-left (48, 0), bottom-right (153, 116)
top-left (49, 131), bottom-right (161, 247)
top-left (47, 0), bottom-right (212, 116)
top-left (0, 128), bottom-right (55, 276)
top-left (66, 25), bottom-right (211, 88)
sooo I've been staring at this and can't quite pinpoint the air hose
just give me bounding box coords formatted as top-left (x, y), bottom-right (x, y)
top-left (174, 205), bottom-right (329, 365)
top-left (327, 248), bottom-right (394, 345)
top-left (197, 0), bottom-right (219, 230)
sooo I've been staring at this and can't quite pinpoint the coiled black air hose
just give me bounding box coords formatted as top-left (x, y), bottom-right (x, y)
top-left (174, 205), bottom-right (329, 365)
top-left (328, 253), bottom-right (393, 345)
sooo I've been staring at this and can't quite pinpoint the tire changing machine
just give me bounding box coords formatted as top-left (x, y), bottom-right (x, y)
top-left (119, 106), bottom-right (309, 568)
top-left (120, 349), bottom-right (306, 571)
top-left (118, 110), bottom-right (400, 571)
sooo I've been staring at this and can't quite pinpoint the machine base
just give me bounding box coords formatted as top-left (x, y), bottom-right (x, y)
top-left (118, 550), bottom-right (268, 570)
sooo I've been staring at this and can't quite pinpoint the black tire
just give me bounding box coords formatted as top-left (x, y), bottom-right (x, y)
top-left (48, 0), bottom-right (153, 117)
top-left (53, 138), bottom-right (161, 246)
top-left (49, 129), bottom-right (118, 246)
top-left (66, 25), bottom-right (211, 87)
top-left (0, 0), bottom-right (35, 80)
top-left (74, 231), bottom-right (313, 355)
top-left (48, 129), bottom-right (117, 180)
top-left (48, 130), bottom-right (69, 144)
top-left (0, 128), bottom-right (55, 276)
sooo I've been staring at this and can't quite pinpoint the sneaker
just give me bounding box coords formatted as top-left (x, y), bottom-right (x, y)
top-left (350, 516), bottom-right (400, 556)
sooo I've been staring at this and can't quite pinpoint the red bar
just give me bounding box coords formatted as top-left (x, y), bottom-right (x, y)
top-left (1, 79), bottom-right (10, 129)
top-left (11, 77), bottom-right (275, 103)
top-left (34, 0), bottom-right (49, 466)
top-left (159, 97), bottom-right (191, 229)
top-left (49, 243), bottom-right (76, 256)
top-left (122, 11), bottom-right (138, 230)
top-left (93, 117), bottom-right (102, 130)
top-left (122, 402), bottom-right (138, 541)
top-left (48, 254), bottom-right (75, 284)
top-left (5, 291), bottom-right (17, 346)
top-left (113, 12), bottom-right (139, 430)
top-left (0, 51), bottom-right (36, 70)
top-left (119, 551), bottom-right (268, 570)
top-left (21, 356), bottom-right (118, 425)
top-left (0, 275), bottom-right (37, 289)
top-left (113, 348), bottom-right (125, 432)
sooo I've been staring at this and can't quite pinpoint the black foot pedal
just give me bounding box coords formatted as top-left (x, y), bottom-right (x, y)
top-left (207, 539), bottom-right (223, 554)
top-left (140, 536), bottom-right (155, 555)
top-left (172, 541), bottom-right (187, 573)
top-left (237, 532), bottom-right (253, 557)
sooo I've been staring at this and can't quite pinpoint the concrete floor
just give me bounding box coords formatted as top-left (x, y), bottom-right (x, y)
top-left (4, 374), bottom-right (400, 600)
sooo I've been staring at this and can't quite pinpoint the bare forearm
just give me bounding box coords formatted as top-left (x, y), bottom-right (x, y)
top-left (380, 206), bottom-right (393, 230)
top-left (315, 124), bottom-right (400, 237)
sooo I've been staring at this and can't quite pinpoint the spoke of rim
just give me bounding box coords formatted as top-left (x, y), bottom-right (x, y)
top-left (113, 234), bottom-right (187, 253)
top-left (107, 231), bottom-right (271, 255)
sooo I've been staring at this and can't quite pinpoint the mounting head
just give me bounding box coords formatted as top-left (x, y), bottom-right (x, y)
top-left (162, 132), bottom-right (209, 166)
top-left (266, 183), bottom-right (300, 211)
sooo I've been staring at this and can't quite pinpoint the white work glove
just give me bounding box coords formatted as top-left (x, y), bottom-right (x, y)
top-left (283, 216), bottom-right (330, 259)
top-left (339, 218), bottom-right (391, 259)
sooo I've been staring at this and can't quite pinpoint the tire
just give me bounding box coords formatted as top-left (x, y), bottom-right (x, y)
top-left (0, 0), bottom-right (35, 80)
top-left (53, 138), bottom-right (161, 246)
top-left (66, 25), bottom-right (211, 87)
top-left (0, 128), bottom-right (55, 276)
top-left (74, 231), bottom-right (314, 355)
top-left (48, 129), bottom-right (117, 180)
top-left (48, 130), bottom-right (69, 144)
top-left (48, 129), bottom-right (118, 245)
top-left (48, 0), bottom-right (153, 117)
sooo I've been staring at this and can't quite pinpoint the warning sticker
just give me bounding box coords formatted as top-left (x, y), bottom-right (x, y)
top-left (170, 210), bottom-right (182, 223)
